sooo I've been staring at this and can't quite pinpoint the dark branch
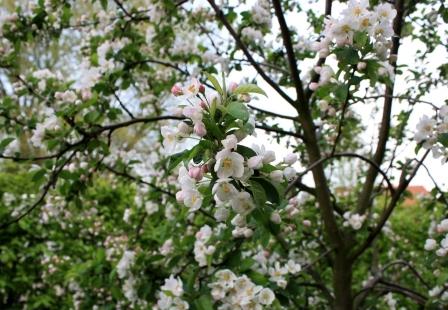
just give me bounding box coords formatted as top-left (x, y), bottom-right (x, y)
top-left (206, 0), bottom-right (295, 106)
top-left (272, 0), bottom-right (305, 106)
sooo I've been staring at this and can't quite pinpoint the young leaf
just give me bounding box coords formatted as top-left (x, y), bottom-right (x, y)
top-left (206, 73), bottom-right (223, 96)
top-left (194, 295), bottom-right (214, 310)
top-left (438, 133), bottom-right (448, 147)
top-left (236, 145), bottom-right (258, 158)
top-left (249, 180), bottom-right (267, 207)
top-left (233, 84), bottom-right (267, 97)
top-left (0, 137), bottom-right (15, 151)
top-left (334, 46), bottom-right (360, 65)
top-left (251, 177), bottom-right (280, 204)
top-left (226, 101), bottom-right (249, 122)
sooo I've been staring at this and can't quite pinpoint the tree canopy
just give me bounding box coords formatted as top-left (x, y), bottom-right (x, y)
top-left (0, 0), bottom-right (447, 309)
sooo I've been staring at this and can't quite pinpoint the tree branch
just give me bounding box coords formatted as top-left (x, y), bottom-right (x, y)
top-left (286, 152), bottom-right (395, 197)
top-left (255, 124), bottom-right (304, 140)
top-left (351, 149), bottom-right (430, 261)
top-left (356, 0), bottom-right (406, 215)
top-left (0, 150), bottom-right (79, 230)
top-left (206, 0), bottom-right (295, 106)
top-left (272, 0), bottom-right (306, 106)
top-left (248, 104), bottom-right (298, 121)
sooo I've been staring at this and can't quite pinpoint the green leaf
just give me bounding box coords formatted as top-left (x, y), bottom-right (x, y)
top-left (193, 295), bottom-right (214, 310)
top-left (247, 270), bottom-right (269, 285)
top-left (227, 101), bottom-right (249, 122)
top-left (32, 169), bottom-right (46, 182)
top-left (414, 142), bottom-right (423, 154)
top-left (202, 117), bottom-right (224, 140)
top-left (236, 145), bottom-right (257, 158)
top-left (334, 46), bottom-right (360, 65)
top-left (0, 137), bottom-right (15, 151)
top-left (100, 0), bottom-right (108, 10)
top-left (249, 180), bottom-right (267, 207)
top-left (166, 141), bottom-right (213, 172)
top-left (353, 31), bottom-right (368, 48)
top-left (438, 133), bottom-right (448, 147)
top-left (84, 111), bottom-right (101, 123)
top-left (252, 207), bottom-right (270, 226)
top-left (334, 84), bottom-right (349, 103)
top-left (233, 84), bottom-right (267, 97)
top-left (251, 177), bottom-right (281, 204)
top-left (206, 73), bottom-right (223, 96)
top-left (239, 258), bottom-right (255, 271)
top-left (167, 149), bottom-right (192, 172)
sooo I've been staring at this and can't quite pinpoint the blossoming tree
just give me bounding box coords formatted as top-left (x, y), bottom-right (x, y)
top-left (0, 0), bottom-right (447, 309)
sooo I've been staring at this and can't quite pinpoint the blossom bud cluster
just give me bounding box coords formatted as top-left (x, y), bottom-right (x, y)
top-left (343, 211), bottom-right (366, 230)
top-left (251, 249), bottom-right (302, 289)
top-left (156, 276), bottom-right (189, 310)
top-left (424, 218), bottom-right (448, 256)
top-left (193, 225), bottom-right (216, 267)
top-left (312, 0), bottom-right (397, 57)
top-left (208, 269), bottom-right (275, 308)
top-left (162, 78), bottom-right (299, 242)
top-left (116, 250), bottom-right (139, 303)
top-left (414, 105), bottom-right (448, 162)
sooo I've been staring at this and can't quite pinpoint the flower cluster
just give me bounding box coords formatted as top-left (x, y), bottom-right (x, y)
top-left (193, 225), bottom-right (216, 267)
top-left (343, 211), bottom-right (367, 230)
top-left (176, 166), bottom-right (204, 212)
top-left (251, 248), bottom-right (303, 289)
top-left (312, 0), bottom-right (397, 58)
top-left (208, 269), bottom-right (275, 308)
top-left (116, 250), bottom-right (141, 304)
top-left (30, 109), bottom-right (61, 147)
top-left (162, 77), bottom-right (299, 242)
top-left (156, 276), bottom-right (189, 310)
top-left (414, 105), bottom-right (448, 162)
top-left (424, 218), bottom-right (448, 256)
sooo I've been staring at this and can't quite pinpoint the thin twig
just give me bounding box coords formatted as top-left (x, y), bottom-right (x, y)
top-left (206, 0), bottom-right (295, 106)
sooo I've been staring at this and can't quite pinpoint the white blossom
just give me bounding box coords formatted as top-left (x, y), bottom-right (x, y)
top-left (214, 149), bottom-right (245, 179)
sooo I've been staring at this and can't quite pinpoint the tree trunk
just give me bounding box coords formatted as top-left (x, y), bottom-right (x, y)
top-left (333, 250), bottom-right (353, 310)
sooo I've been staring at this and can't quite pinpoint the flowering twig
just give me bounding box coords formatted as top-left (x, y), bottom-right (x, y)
top-left (351, 149), bottom-right (431, 261)
top-left (0, 149), bottom-right (79, 230)
top-left (272, 0), bottom-right (306, 105)
top-left (356, 0), bottom-right (406, 215)
top-left (207, 0), bottom-right (295, 106)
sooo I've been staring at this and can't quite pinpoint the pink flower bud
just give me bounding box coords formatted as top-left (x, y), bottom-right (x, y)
top-left (200, 101), bottom-right (207, 109)
top-left (239, 94), bottom-right (251, 103)
top-left (309, 82), bottom-right (319, 91)
top-left (303, 220), bottom-right (311, 227)
top-left (357, 62), bottom-right (367, 71)
top-left (54, 92), bottom-right (63, 100)
top-left (243, 228), bottom-right (253, 238)
top-left (171, 84), bottom-right (183, 96)
top-left (188, 166), bottom-right (203, 181)
top-left (201, 165), bottom-right (209, 173)
top-left (199, 84), bottom-right (205, 93)
top-left (176, 191), bottom-right (185, 203)
top-left (81, 88), bottom-right (92, 101)
top-left (284, 153), bottom-right (297, 165)
top-left (319, 48), bottom-right (330, 58)
top-left (247, 155), bottom-right (263, 169)
top-left (177, 122), bottom-right (191, 135)
top-left (229, 82), bottom-right (238, 92)
top-left (270, 212), bottom-right (281, 224)
top-left (194, 121), bottom-right (207, 137)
